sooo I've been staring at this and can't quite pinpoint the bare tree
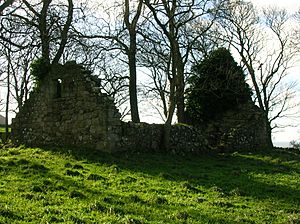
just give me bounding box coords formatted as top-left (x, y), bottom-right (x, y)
top-left (1, 0), bottom-right (74, 65)
top-left (0, 18), bottom-right (37, 139)
top-left (0, 0), bottom-right (15, 14)
top-left (139, 23), bottom-right (223, 123)
top-left (96, 55), bottom-right (131, 119)
top-left (123, 0), bottom-right (143, 122)
top-left (292, 9), bottom-right (300, 50)
top-left (142, 0), bottom-right (224, 149)
top-left (217, 1), bottom-right (299, 148)
top-left (74, 0), bottom-right (144, 123)
top-left (4, 48), bottom-right (11, 140)
top-left (138, 27), bottom-right (172, 121)
top-left (9, 48), bottom-right (35, 110)
top-left (0, 44), bottom-right (13, 140)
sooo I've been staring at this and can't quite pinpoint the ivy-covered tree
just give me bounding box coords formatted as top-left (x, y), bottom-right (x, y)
top-left (186, 48), bottom-right (252, 124)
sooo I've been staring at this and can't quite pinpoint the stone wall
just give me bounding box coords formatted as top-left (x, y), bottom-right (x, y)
top-left (11, 62), bottom-right (122, 153)
top-left (121, 123), bottom-right (208, 154)
top-left (12, 62), bottom-right (269, 153)
top-left (120, 103), bottom-right (268, 153)
top-left (204, 102), bottom-right (269, 151)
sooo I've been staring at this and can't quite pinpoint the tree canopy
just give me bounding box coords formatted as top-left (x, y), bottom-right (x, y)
top-left (186, 48), bottom-right (252, 124)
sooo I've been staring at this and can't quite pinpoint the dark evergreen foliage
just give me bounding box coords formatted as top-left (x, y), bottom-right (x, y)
top-left (186, 48), bottom-right (252, 124)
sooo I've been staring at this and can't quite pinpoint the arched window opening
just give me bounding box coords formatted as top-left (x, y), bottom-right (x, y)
top-left (56, 78), bottom-right (62, 98)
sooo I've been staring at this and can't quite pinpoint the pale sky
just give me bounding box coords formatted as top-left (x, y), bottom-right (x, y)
top-left (251, 0), bottom-right (300, 12)
top-left (251, 0), bottom-right (300, 146)
top-left (249, 0), bottom-right (300, 144)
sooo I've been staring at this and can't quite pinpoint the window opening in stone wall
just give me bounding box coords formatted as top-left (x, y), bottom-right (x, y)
top-left (56, 79), bottom-right (62, 98)
top-left (69, 79), bottom-right (75, 92)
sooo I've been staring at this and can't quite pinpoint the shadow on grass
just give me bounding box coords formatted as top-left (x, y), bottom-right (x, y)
top-left (0, 148), bottom-right (243, 223)
top-left (1, 144), bottom-right (299, 223)
top-left (41, 146), bottom-right (300, 206)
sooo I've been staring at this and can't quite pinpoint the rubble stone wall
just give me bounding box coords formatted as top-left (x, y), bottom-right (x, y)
top-left (12, 62), bottom-right (269, 153)
top-left (121, 123), bottom-right (208, 154)
top-left (204, 103), bottom-right (269, 151)
top-left (11, 62), bottom-right (122, 152)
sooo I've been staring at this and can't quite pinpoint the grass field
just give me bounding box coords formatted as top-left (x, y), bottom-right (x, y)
top-left (0, 145), bottom-right (299, 223)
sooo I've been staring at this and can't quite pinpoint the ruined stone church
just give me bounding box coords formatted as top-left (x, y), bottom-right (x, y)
top-left (12, 62), bottom-right (268, 153)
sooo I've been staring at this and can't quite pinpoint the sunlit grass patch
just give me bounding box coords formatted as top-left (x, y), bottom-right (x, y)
top-left (0, 145), bottom-right (299, 223)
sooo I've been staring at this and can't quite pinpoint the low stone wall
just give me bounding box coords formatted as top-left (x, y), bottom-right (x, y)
top-left (120, 105), bottom-right (268, 153)
top-left (121, 122), bottom-right (208, 154)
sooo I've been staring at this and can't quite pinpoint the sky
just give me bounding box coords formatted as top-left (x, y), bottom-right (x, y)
top-left (249, 0), bottom-right (300, 146)
top-left (250, 0), bottom-right (300, 12)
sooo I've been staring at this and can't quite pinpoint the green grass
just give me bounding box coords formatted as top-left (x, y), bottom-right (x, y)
top-left (0, 145), bottom-right (299, 223)
top-left (0, 127), bottom-right (10, 132)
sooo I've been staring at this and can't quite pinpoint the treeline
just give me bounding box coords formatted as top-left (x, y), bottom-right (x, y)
top-left (0, 0), bottom-right (299, 147)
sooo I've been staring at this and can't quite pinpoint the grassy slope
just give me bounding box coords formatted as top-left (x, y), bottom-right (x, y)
top-left (0, 145), bottom-right (299, 224)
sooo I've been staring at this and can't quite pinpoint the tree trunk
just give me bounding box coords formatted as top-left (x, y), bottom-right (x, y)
top-left (124, 0), bottom-right (142, 123)
top-left (162, 61), bottom-right (177, 150)
top-left (52, 0), bottom-right (73, 64)
top-left (163, 122), bottom-right (171, 151)
top-left (265, 120), bottom-right (274, 149)
top-left (176, 62), bottom-right (185, 123)
top-left (128, 38), bottom-right (140, 123)
top-left (39, 0), bottom-right (52, 64)
top-left (5, 56), bottom-right (11, 142)
top-left (163, 93), bottom-right (176, 151)
top-left (129, 69), bottom-right (140, 123)
top-left (241, 56), bottom-right (274, 149)
top-left (5, 92), bottom-right (10, 141)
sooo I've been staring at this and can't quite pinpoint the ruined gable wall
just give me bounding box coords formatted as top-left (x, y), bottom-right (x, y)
top-left (12, 62), bottom-right (122, 152)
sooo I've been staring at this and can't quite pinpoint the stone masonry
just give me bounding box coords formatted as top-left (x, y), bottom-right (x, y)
top-left (12, 62), bottom-right (122, 153)
top-left (204, 102), bottom-right (269, 151)
top-left (12, 62), bottom-right (269, 153)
